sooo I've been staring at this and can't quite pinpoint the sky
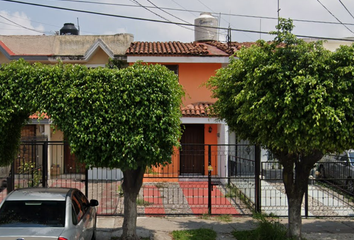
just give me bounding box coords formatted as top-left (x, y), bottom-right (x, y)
top-left (1, 0), bottom-right (354, 43)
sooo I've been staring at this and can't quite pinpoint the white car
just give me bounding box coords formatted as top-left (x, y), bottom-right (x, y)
top-left (0, 187), bottom-right (98, 240)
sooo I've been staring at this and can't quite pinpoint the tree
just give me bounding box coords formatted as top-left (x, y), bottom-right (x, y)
top-left (0, 60), bottom-right (41, 166)
top-left (207, 18), bottom-right (354, 239)
top-left (0, 60), bottom-right (184, 240)
top-left (40, 62), bottom-right (184, 239)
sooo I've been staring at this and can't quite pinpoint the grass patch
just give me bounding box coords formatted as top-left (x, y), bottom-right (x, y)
top-left (172, 228), bottom-right (217, 240)
top-left (216, 214), bottom-right (232, 222)
top-left (232, 214), bottom-right (303, 240)
top-left (200, 213), bottom-right (211, 220)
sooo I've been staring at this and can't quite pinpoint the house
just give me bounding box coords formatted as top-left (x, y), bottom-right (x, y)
top-left (126, 41), bottom-right (255, 180)
top-left (0, 26), bottom-right (134, 177)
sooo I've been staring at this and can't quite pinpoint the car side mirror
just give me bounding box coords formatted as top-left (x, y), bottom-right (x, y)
top-left (90, 199), bottom-right (99, 207)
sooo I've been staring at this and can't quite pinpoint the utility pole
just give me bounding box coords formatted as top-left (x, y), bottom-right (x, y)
top-left (277, 0), bottom-right (280, 27)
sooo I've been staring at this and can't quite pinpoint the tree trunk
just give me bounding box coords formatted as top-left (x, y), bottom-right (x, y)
top-left (121, 166), bottom-right (145, 240)
top-left (287, 191), bottom-right (303, 239)
top-left (276, 150), bottom-right (323, 240)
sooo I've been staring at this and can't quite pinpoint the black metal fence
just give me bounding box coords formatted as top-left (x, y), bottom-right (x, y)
top-left (1, 142), bottom-right (353, 217)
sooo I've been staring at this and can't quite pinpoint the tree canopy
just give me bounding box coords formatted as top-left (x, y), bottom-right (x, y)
top-left (207, 18), bottom-right (354, 239)
top-left (208, 20), bottom-right (354, 156)
top-left (0, 59), bottom-right (184, 239)
top-left (0, 60), bottom-right (183, 170)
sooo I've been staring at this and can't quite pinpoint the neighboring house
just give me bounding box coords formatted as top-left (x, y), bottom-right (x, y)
top-left (126, 41), bottom-right (255, 179)
top-left (0, 28), bottom-right (134, 177)
top-left (303, 38), bottom-right (354, 51)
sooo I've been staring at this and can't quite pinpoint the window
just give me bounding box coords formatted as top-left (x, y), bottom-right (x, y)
top-left (0, 201), bottom-right (65, 227)
top-left (72, 195), bottom-right (83, 223)
top-left (164, 65), bottom-right (179, 75)
top-left (74, 190), bottom-right (89, 213)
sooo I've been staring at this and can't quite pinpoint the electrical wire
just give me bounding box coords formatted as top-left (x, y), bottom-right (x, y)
top-left (0, 13), bottom-right (48, 34)
top-left (338, 0), bottom-right (354, 20)
top-left (2, 0), bottom-right (354, 41)
top-left (146, 0), bottom-right (190, 24)
top-left (129, 0), bottom-right (194, 32)
top-left (317, 0), bottom-right (354, 34)
top-left (169, 0), bottom-right (198, 17)
top-left (39, 0), bottom-right (354, 27)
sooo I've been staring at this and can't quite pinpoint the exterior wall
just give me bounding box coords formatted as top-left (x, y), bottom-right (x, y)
top-left (0, 53), bottom-right (10, 64)
top-left (204, 124), bottom-right (218, 176)
top-left (21, 125), bottom-right (36, 140)
top-left (86, 48), bottom-right (110, 65)
top-left (178, 63), bottom-right (221, 105)
top-left (49, 129), bottom-right (64, 176)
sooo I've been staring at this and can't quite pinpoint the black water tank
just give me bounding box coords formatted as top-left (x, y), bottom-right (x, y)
top-left (60, 23), bottom-right (79, 35)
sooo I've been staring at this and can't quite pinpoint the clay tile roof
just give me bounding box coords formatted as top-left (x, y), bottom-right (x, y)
top-left (29, 113), bottom-right (49, 119)
top-left (126, 41), bottom-right (211, 56)
top-left (181, 102), bottom-right (215, 117)
top-left (204, 41), bottom-right (259, 55)
top-left (126, 41), bottom-right (260, 57)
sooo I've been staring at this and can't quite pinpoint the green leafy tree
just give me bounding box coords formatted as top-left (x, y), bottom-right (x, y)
top-left (208, 18), bottom-right (354, 239)
top-left (41, 63), bottom-right (183, 240)
top-left (0, 60), bottom-right (183, 240)
top-left (0, 60), bottom-right (41, 166)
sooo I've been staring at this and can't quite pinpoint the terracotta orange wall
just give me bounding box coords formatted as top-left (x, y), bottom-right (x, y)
top-left (204, 124), bottom-right (218, 176)
top-left (179, 63), bottom-right (221, 105)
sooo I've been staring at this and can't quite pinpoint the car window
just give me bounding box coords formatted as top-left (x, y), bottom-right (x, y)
top-left (74, 190), bottom-right (89, 213)
top-left (0, 200), bottom-right (65, 227)
top-left (72, 195), bottom-right (83, 222)
top-left (72, 206), bottom-right (78, 225)
top-left (349, 152), bottom-right (354, 166)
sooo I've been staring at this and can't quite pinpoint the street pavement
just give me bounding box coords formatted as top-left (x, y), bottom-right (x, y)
top-left (96, 216), bottom-right (354, 240)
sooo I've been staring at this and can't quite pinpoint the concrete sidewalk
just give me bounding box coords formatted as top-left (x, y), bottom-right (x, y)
top-left (96, 216), bottom-right (354, 240)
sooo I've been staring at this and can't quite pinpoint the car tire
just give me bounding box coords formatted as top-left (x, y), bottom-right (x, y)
top-left (91, 216), bottom-right (97, 240)
top-left (91, 230), bottom-right (96, 240)
top-left (346, 178), bottom-right (354, 194)
top-left (317, 165), bottom-right (326, 179)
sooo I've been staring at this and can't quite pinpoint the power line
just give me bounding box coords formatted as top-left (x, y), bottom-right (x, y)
top-left (129, 0), bottom-right (194, 33)
top-left (146, 0), bottom-right (190, 24)
top-left (169, 0), bottom-right (198, 17)
top-left (2, 0), bottom-right (354, 42)
top-left (37, 0), bottom-right (354, 27)
top-left (197, 0), bottom-right (214, 13)
top-left (317, 0), bottom-right (354, 34)
top-left (338, 0), bottom-right (354, 20)
top-left (0, 13), bottom-right (48, 34)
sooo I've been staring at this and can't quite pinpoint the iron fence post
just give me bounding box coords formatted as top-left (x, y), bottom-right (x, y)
top-left (7, 162), bottom-right (14, 193)
top-left (42, 141), bottom-right (48, 188)
top-left (305, 182), bottom-right (308, 218)
top-left (208, 144), bottom-right (212, 215)
top-left (85, 169), bottom-right (89, 198)
top-left (255, 145), bottom-right (261, 213)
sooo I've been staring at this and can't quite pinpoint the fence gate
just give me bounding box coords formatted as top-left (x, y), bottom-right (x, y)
top-left (5, 142), bottom-right (353, 217)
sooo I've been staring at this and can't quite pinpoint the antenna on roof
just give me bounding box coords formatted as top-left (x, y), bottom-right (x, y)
top-left (77, 17), bottom-right (80, 35)
top-left (226, 24), bottom-right (231, 49)
top-left (277, 0), bottom-right (281, 28)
